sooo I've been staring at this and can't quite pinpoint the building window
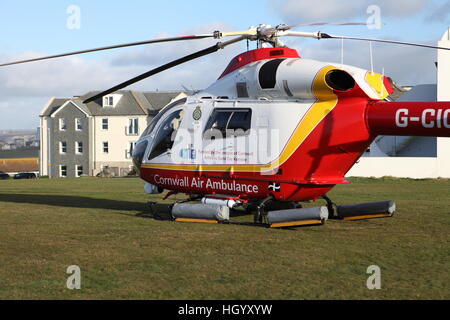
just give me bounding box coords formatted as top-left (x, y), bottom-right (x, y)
top-left (103, 141), bottom-right (109, 153)
top-left (102, 118), bottom-right (109, 130)
top-left (60, 141), bottom-right (67, 154)
top-left (59, 118), bottom-right (67, 131)
top-left (75, 165), bottom-right (83, 177)
top-left (75, 118), bottom-right (82, 131)
top-left (60, 165), bottom-right (67, 178)
top-left (126, 141), bottom-right (136, 158)
top-left (127, 118), bottom-right (139, 135)
top-left (76, 141), bottom-right (83, 154)
top-left (103, 96), bottom-right (114, 107)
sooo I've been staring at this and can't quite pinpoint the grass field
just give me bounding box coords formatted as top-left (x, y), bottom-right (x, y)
top-left (0, 176), bottom-right (448, 299)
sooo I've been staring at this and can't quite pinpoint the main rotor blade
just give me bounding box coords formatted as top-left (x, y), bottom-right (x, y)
top-left (83, 36), bottom-right (244, 104)
top-left (0, 34), bottom-right (214, 67)
top-left (281, 31), bottom-right (450, 50)
top-left (294, 22), bottom-right (381, 27)
top-left (0, 26), bottom-right (258, 68)
top-left (322, 33), bottom-right (450, 50)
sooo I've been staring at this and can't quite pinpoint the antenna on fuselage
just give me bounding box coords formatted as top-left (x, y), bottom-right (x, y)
top-left (369, 41), bottom-right (374, 74)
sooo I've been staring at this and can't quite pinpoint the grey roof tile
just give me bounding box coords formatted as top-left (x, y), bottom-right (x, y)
top-left (142, 91), bottom-right (184, 111)
top-left (41, 90), bottom-right (186, 117)
top-left (41, 98), bottom-right (70, 116)
top-left (80, 90), bottom-right (146, 116)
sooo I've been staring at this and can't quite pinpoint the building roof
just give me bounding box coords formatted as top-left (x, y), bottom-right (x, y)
top-left (142, 91), bottom-right (184, 111)
top-left (70, 99), bottom-right (92, 116)
top-left (41, 90), bottom-right (186, 117)
top-left (80, 90), bottom-right (147, 116)
top-left (40, 98), bottom-right (70, 117)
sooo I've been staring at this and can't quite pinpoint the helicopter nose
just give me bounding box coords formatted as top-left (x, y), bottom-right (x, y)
top-left (131, 140), bottom-right (149, 172)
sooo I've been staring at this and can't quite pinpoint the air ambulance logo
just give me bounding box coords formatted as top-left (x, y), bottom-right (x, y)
top-left (193, 106), bottom-right (202, 121)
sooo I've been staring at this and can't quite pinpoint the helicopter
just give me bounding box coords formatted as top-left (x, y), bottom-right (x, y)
top-left (2, 24), bottom-right (450, 227)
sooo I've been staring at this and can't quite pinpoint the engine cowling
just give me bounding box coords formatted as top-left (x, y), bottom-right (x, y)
top-left (201, 48), bottom-right (392, 101)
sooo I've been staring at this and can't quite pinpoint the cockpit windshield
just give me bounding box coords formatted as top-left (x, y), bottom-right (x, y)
top-left (141, 98), bottom-right (187, 138)
top-left (148, 109), bottom-right (184, 160)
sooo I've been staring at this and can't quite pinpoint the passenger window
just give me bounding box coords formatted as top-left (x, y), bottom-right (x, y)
top-left (208, 110), bottom-right (232, 138)
top-left (204, 109), bottom-right (252, 139)
top-left (148, 109), bottom-right (184, 160)
top-left (228, 110), bottom-right (252, 136)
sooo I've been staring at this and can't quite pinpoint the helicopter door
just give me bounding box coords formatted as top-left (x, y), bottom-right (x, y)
top-left (147, 109), bottom-right (184, 162)
top-left (203, 108), bottom-right (252, 164)
top-left (226, 109), bottom-right (252, 159)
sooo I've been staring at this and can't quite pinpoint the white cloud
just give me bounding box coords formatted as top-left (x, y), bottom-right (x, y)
top-left (291, 37), bottom-right (437, 85)
top-left (0, 22), bottom-right (247, 129)
top-left (271, 0), bottom-right (429, 24)
top-left (0, 52), bottom-right (119, 98)
top-left (377, 0), bottom-right (429, 16)
top-left (426, 1), bottom-right (450, 23)
top-left (0, 97), bottom-right (48, 130)
top-left (110, 21), bottom-right (239, 67)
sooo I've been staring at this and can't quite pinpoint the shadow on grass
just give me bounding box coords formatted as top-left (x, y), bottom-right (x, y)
top-left (0, 193), bottom-right (267, 225)
top-left (0, 193), bottom-right (164, 219)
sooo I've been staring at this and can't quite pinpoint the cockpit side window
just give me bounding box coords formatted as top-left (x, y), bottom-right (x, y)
top-left (148, 109), bottom-right (184, 160)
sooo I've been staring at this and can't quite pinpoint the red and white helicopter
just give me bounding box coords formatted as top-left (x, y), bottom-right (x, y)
top-left (3, 24), bottom-right (450, 227)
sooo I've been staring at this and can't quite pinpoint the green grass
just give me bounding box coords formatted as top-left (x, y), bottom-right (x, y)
top-left (0, 176), bottom-right (449, 299)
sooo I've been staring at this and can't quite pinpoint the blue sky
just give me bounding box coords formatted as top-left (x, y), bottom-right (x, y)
top-left (1, 0), bottom-right (450, 129)
top-left (0, 1), bottom-right (274, 54)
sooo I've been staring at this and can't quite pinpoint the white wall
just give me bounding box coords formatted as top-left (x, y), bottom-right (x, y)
top-left (438, 28), bottom-right (450, 101)
top-left (92, 115), bottom-right (147, 173)
top-left (436, 28), bottom-right (450, 178)
top-left (39, 117), bottom-right (48, 176)
top-left (38, 97), bottom-right (55, 176)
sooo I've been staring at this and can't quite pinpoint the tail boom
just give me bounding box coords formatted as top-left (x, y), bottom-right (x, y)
top-left (367, 101), bottom-right (450, 137)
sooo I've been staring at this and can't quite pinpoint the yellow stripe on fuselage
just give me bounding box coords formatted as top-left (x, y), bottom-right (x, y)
top-left (142, 66), bottom-right (339, 173)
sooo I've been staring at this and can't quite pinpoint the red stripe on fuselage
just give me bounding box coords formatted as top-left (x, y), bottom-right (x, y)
top-left (218, 47), bottom-right (300, 79)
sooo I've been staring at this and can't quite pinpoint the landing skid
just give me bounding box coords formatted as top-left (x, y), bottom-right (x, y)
top-left (146, 195), bottom-right (396, 229)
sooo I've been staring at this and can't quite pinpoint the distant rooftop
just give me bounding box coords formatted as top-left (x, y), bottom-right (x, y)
top-left (41, 90), bottom-right (186, 117)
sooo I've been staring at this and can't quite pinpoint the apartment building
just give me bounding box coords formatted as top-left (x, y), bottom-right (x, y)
top-left (39, 90), bottom-right (185, 178)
